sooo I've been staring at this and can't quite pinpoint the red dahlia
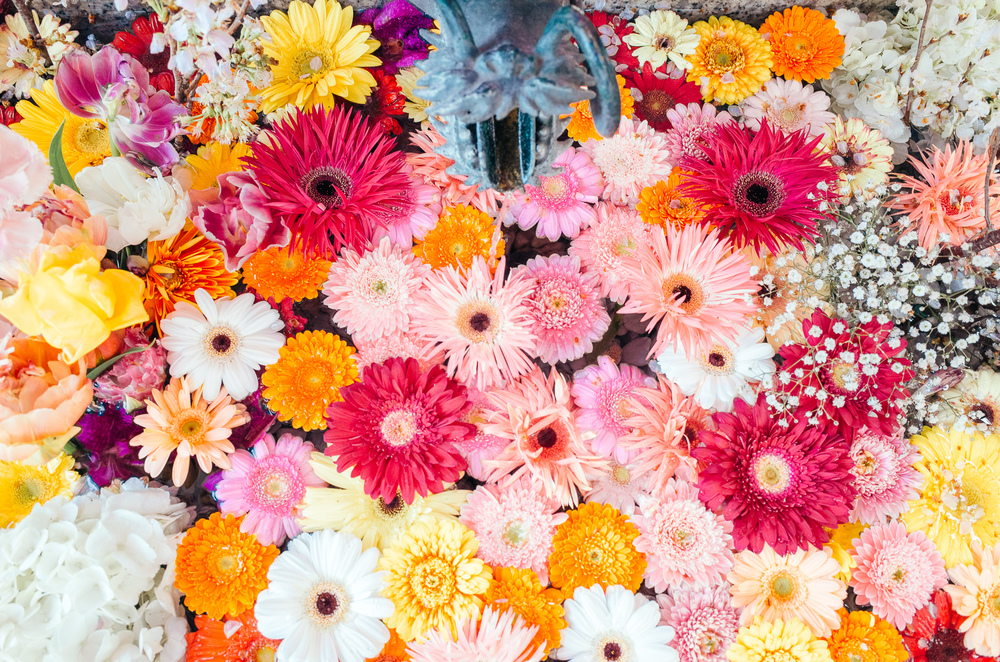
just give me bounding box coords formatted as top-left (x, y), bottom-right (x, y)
top-left (112, 14), bottom-right (174, 93)
top-left (626, 63), bottom-right (701, 132)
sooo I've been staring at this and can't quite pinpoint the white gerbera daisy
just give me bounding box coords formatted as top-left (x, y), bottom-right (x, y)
top-left (623, 10), bottom-right (700, 71)
top-left (255, 529), bottom-right (394, 662)
top-left (582, 461), bottom-right (650, 517)
top-left (159, 288), bottom-right (284, 402)
top-left (654, 327), bottom-right (775, 412)
top-left (555, 584), bottom-right (678, 662)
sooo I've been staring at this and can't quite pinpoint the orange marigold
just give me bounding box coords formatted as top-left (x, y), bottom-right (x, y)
top-left (242, 245), bottom-right (332, 302)
top-left (185, 612), bottom-right (281, 662)
top-left (636, 168), bottom-right (707, 230)
top-left (548, 502), bottom-right (646, 593)
top-left (413, 204), bottom-right (504, 273)
top-left (824, 609), bottom-right (908, 662)
top-left (367, 629), bottom-right (410, 662)
top-left (485, 566), bottom-right (566, 656)
top-left (174, 513), bottom-right (279, 620)
top-left (566, 74), bottom-right (634, 143)
top-left (759, 6), bottom-right (845, 83)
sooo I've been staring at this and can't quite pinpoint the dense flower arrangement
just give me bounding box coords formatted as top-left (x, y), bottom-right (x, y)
top-left (0, 1), bottom-right (999, 661)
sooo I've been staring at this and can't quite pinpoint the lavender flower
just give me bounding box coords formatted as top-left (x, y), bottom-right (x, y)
top-left (358, 0), bottom-right (433, 74)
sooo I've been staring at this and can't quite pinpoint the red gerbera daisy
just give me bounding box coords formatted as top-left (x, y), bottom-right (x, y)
top-left (625, 63), bottom-right (701, 132)
top-left (112, 14), bottom-right (174, 93)
top-left (246, 105), bottom-right (413, 259)
top-left (0, 102), bottom-right (19, 126)
top-left (365, 69), bottom-right (406, 136)
top-left (589, 11), bottom-right (639, 73)
top-left (681, 119), bottom-right (838, 253)
top-left (691, 394), bottom-right (856, 555)
top-left (324, 356), bottom-right (475, 503)
top-left (902, 590), bottom-right (992, 662)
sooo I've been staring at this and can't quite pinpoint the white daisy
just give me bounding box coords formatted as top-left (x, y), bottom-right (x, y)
top-left (255, 529), bottom-right (394, 662)
top-left (654, 327), bottom-right (775, 413)
top-left (159, 288), bottom-right (284, 402)
top-left (554, 584), bottom-right (678, 662)
top-left (623, 10), bottom-right (701, 71)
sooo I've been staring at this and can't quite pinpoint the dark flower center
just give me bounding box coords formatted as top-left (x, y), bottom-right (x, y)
top-left (536, 427), bottom-right (557, 448)
top-left (970, 403), bottom-right (996, 426)
top-left (673, 285), bottom-right (693, 303)
top-left (376, 494), bottom-right (405, 517)
top-left (211, 334), bottom-right (232, 353)
top-left (469, 312), bottom-right (491, 332)
top-left (733, 171), bottom-right (786, 217)
top-left (315, 591), bottom-right (339, 616)
top-left (383, 38), bottom-right (405, 56)
top-left (926, 628), bottom-right (971, 662)
top-left (654, 36), bottom-right (675, 50)
top-left (641, 88), bottom-right (676, 122)
top-left (302, 166), bottom-right (354, 208)
top-left (603, 642), bottom-right (622, 661)
top-left (708, 352), bottom-right (726, 367)
top-left (757, 282), bottom-right (777, 299)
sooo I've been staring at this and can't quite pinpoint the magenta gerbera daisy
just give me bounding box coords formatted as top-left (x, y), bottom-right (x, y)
top-left (323, 356), bottom-right (475, 503)
top-left (691, 394), bottom-right (856, 555)
top-left (215, 432), bottom-right (325, 546)
top-left (582, 115), bottom-right (673, 205)
top-left (568, 202), bottom-right (649, 305)
top-left (662, 102), bottom-right (735, 164)
top-left (848, 428), bottom-right (922, 525)
top-left (572, 356), bottom-right (656, 463)
top-left (679, 119), bottom-right (838, 253)
top-left (657, 584), bottom-right (740, 662)
top-left (626, 63), bottom-right (702, 132)
top-left (506, 146), bottom-right (603, 241)
top-left (246, 104), bottom-right (413, 259)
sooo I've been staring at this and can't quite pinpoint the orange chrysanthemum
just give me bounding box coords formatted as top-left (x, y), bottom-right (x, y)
top-left (413, 204), bottom-right (504, 273)
top-left (566, 74), bottom-right (634, 143)
top-left (548, 502), bottom-right (646, 593)
top-left (174, 513), bottom-right (279, 620)
top-left (485, 567), bottom-right (566, 656)
top-left (824, 609), bottom-right (908, 662)
top-left (261, 330), bottom-right (358, 431)
top-left (759, 7), bottom-right (845, 83)
top-left (636, 168), bottom-right (707, 230)
top-left (367, 629), bottom-right (410, 662)
top-left (242, 245), bottom-right (332, 302)
top-left (185, 612), bottom-right (281, 662)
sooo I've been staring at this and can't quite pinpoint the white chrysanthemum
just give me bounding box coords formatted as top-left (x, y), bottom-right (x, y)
top-left (623, 10), bottom-right (700, 70)
top-left (255, 529), bottom-right (394, 662)
top-left (160, 288), bottom-right (285, 401)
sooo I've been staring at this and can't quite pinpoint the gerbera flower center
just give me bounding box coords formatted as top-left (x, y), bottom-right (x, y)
top-left (968, 402), bottom-right (997, 426)
top-left (73, 119), bottom-right (111, 155)
top-left (306, 582), bottom-right (349, 625)
top-left (661, 273), bottom-right (705, 314)
top-left (536, 426), bottom-right (558, 448)
top-left (654, 35), bottom-right (676, 51)
top-left (539, 173), bottom-right (574, 206)
top-left (257, 648), bottom-right (276, 662)
top-left (831, 140), bottom-right (869, 176)
top-left (924, 628), bottom-right (967, 662)
top-left (380, 409), bottom-right (419, 447)
top-left (375, 494), bottom-right (406, 518)
top-left (770, 572), bottom-right (796, 599)
top-left (640, 88), bottom-right (676, 122)
top-left (409, 557), bottom-right (457, 608)
top-left (247, 457), bottom-right (306, 516)
top-left (207, 546), bottom-right (244, 580)
top-left (13, 478), bottom-right (44, 506)
top-left (705, 39), bottom-right (745, 73)
top-left (292, 48), bottom-right (332, 79)
top-left (703, 345), bottom-right (733, 373)
top-left (828, 360), bottom-right (861, 392)
top-left (302, 166), bottom-right (353, 208)
top-left (698, 631), bottom-right (723, 654)
top-left (733, 171), bottom-right (786, 217)
top-left (774, 103), bottom-right (805, 129)
top-left (604, 641), bottom-right (622, 660)
top-left (784, 34), bottom-right (816, 60)
top-left (502, 519), bottom-right (531, 547)
top-left (855, 449), bottom-right (879, 476)
top-left (753, 453), bottom-right (792, 495)
top-left (611, 464), bottom-right (631, 485)
top-left (535, 278), bottom-right (586, 329)
top-left (456, 302), bottom-right (500, 344)
top-left (596, 634), bottom-right (632, 662)
top-left (938, 188), bottom-right (975, 216)
top-left (203, 325), bottom-right (239, 360)
top-left (180, 417), bottom-right (203, 438)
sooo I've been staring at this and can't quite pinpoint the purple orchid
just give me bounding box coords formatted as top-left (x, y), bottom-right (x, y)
top-left (358, 0), bottom-right (433, 74)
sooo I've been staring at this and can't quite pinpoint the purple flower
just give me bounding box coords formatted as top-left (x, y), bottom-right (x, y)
top-left (358, 0), bottom-right (433, 74)
top-left (76, 406), bottom-right (146, 487)
top-left (55, 46), bottom-right (185, 172)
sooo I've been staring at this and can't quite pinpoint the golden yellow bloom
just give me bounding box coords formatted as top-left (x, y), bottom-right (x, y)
top-left (823, 610), bottom-right (907, 662)
top-left (181, 142), bottom-right (254, 190)
top-left (729, 618), bottom-right (832, 662)
top-left (259, 0), bottom-right (381, 112)
top-left (413, 204), bottom-right (504, 273)
top-left (566, 74), bottom-right (634, 143)
top-left (0, 453), bottom-right (77, 527)
top-left (824, 521), bottom-right (868, 584)
top-left (548, 502), bottom-right (646, 593)
top-left (241, 245), bottom-right (331, 302)
top-left (636, 168), bottom-right (707, 229)
top-left (687, 16), bottom-right (773, 105)
top-left (819, 117), bottom-right (894, 201)
top-left (485, 567), bottom-right (565, 656)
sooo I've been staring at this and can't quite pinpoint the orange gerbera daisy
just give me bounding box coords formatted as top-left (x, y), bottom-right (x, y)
top-left (185, 612), bottom-right (281, 662)
top-left (824, 609), bottom-right (908, 662)
top-left (367, 629), bottom-right (410, 662)
top-left (759, 6), bottom-right (845, 83)
top-left (548, 502), bottom-right (646, 593)
top-left (485, 566), bottom-right (566, 656)
top-left (636, 168), bottom-right (707, 230)
top-left (242, 245), bottom-right (332, 302)
top-left (261, 330), bottom-right (358, 431)
top-left (566, 74), bottom-right (635, 143)
top-left (130, 377), bottom-right (249, 486)
top-left (175, 513), bottom-right (279, 620)
top-left (413, 204), bottom-right (504, 273)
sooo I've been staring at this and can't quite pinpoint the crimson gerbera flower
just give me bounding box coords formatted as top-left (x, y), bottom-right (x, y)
top-left (589, 11), bottom-right (639, 73)
top-left (691, 394), bottom-right (856, 555)
top-left (112, 14), bottom-right (174, 93)
top-left (364, 69), bottom-right (406, 135)
top-left (625, 64), bottom-right (701, 132)
top-left (902, 590), bottom-right (991, 662)
top-left (324, 356), bottom-right (475, 503)
top-left (246, 105), bottom-right (413, 259)
top-left (776, 309), bottom-right (913, 440)
top-left (680, 119), bottom-right (838, 253)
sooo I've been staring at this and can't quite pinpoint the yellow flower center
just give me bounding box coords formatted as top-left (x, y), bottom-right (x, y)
top-left (456, 302), bottom-right (499, 344)
top-left (661, 273), bottom-right (705, 315)
top-left (380, 409), bottom-right (418, 447)
top-left (293, 48), bottom-right (332, 80)
top-left (990, 589), bottom-right (1000, 614)
top-left (856, 450), bottom-right (878, 475)
top-left (830, 361), bottom-right (860, 392)
top-left (784, 34), bottom-right (816, 60)
top-left (173, 410), bottom-right (210, 446)
top-left (587, 547), bottom-right (604, 564)
top-left (265, 476), bottom-right (288, 499)
top-left (753, 453), bottom-right (792, 494)
top-left (257, 648), bottom-right (276, 662)
top-left (503, 520), bottom-right (531, 547)
top-left (14, 478), bottom-right (45, 506)
top-left (891, 567), bottom-right (906, 583)
top-left (705, 39), bottom-right (745, 73)
top-left (73, 119), bottom-right (111, 155)
top-left (298, 362), bottom-right (335, 396)
top-left (612, 465), bottom-right (631, 485)
top-left (208, 548), bottom-right (243, 581)
top-left (541, 174), bottom-right (570, 201)
top-left (762, 653), bottom-right (798, 662)
top-left (180, 417), bottom-right (203, 438)
top-left (409, 557), bottom-right (457, 608)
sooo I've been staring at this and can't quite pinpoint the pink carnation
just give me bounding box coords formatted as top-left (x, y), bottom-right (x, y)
top-left (93, 329), bottom-right (168, 404)
top-left (662, 102), bottom-right (734, 164)
top-left (572, 356), bottom-right (655, 462)
top-left (569, 202), bottom-right (648, 304)
top-left (507, 146), bottom-right (602, 241)
top-left (848, 428), bottom-right (923, 525)
top-left (658, 584), bottom-right (740, 662)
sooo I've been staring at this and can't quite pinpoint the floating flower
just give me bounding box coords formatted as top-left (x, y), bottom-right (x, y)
top-left (486, 567), bottom-right (566, 657)
top-left (591, 11), bottom-right (639, 72)
top-left (572, 356), bottom-right (656, 463)
top-left (74, 406), bottom-right (146, 486)
top-left (819, 116), bottom-right (893, 200)
top-left (548, 502), bottom-right (646, 593)
top-left (658, 584), bottom-right (740, 662)
top-left (0, 453), bottom-right (76, 527)
top-left (413, 203), bottom-right (504, 273)
top-left (241, 245), bottom-right (331, 302)
top-left (728, 618), bottom-right (830, 662)
top-left (406, 606), bottom-right (543, 662)
top-left (359, 0), bottom-right (433, 73)
top-left (582, 115), bottom-right (672, 205)
top-left (662, 102), bottom-right (734, 164)
top-left (902, 590), bottom-right (988, 662)
top-left (636, 168), bottom-right (708, 230)
top-left (506, 146), bottom-right (602, 241)
top-left (741, 78), bottom-right (835, 137)
top-left (111, 14), bottom-right (173, 92)
top-left (185, 613), bottom-right (281, 662)
top-left (686, 16), bottom-right (773, 105)
top-left (759, 7), bottom-right (845, 83)
top-left (847, 429), bottom-right (922, 525)
top-left (626, 64), bottom-right (702, 132)
top-left (624, 10), bottom-right (700, 70)
top-left (406, 126), bottom-right (501, 214)
top-left (823, 610), bottom-right (908, 662)
top-left (569, 202), bottom-right (648, 304)
top-left (939, 368), bottom-right (1000, 436)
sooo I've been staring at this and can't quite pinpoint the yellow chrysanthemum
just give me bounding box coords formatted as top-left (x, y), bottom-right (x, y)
top-left (904, 425), bottom-right (1000, 567)
top-left (261, 331), bottom-right (358, 431)
top-left (823, 610), bottom-right (907, 662)
top-left (395, 67), bottom-right (430, 124)
top-left (259, 0), bottom-right (381, 112)
top-left (366, 629), bottom-right (410, 662)
top-left (485, 567), bottom-right (565, 656)
top-left (687, 16), bottom-right (773, 105)
top-left (13, 80), bottom-right (111, 176)
top-left (379, 518), bottom-right (491, 642)
top-left (729, 618), bottom-right (833, 662)
top-left (241, 245), bottom-right (331, 302)
top-left (0, 454), bottom-right (76, 527)
top-left (182, 141), bottom-right (253, 190)
top-left (636, 168), bottom-right (707, 229)
top-left (413, 204), bottom-right (504, 273)
top-left (548, 502), bottom-right (646, 593)
top-left (824, 521), bottom-right (868, 584)
top-left (566, 74), bottom-right (634, 143)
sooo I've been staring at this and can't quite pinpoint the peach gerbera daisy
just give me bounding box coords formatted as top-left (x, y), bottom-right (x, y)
top-left (548, 501), bottom-right (647, 593)
top-left (686, 16), bottom-right (773, 105)
top-left (485, 567), bottom-right (566, 657)
top-left (406, 126), bottom-right (500, 214)
top-left (241, 245), bottom-right (332, 302)
top-left (413, 203), bottom-right (504, 274)
top-left (636, 167), bottom-right (707, 230)
top-left (945, 542), bottom-right (1000, 657)
top-left (759, 7), bottom-right (845, 83)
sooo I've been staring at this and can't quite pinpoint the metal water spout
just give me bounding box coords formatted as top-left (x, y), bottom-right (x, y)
top-left (410, 0), bottom-right (620, 191)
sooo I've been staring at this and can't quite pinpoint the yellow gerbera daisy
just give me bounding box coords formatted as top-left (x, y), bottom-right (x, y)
top-left (548, 502), bottom-right (646, 593)
top-left (259, 0), bottom-right (381, 112)
top-left (566, 74), bottom-right (634, 143)
top-left (0, 453), bottom-right (77, 528)
top-left (182, 141), bottom-right (253, 190)
top-left (413, 204), bottom-right (504, 273)
top-left (686, 16), bottom-right (773, 105)
top-left (485, 567), bottom-right (566, 656)
top-left (823, 521), bottom-right (868, 584)
top-left (729, 618), bottom-right (832, 662)
top-left (241, 245), bottom-right (331, 302)
top-left (823, 609), bottom-right (908, 662)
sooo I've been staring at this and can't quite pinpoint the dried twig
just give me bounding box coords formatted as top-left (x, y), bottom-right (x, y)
top-left (11, 0), bottom-right (51, 68)
top-left (985, 127), bottom-right (999, 231)
top-left (227, 0), bottom-right (252, 36)
top-left (902, 0), bottom-right (935, 125)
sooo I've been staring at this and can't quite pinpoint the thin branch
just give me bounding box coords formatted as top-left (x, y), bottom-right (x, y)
top-left (902, 0), bottom-right (935, 125)
top-left (985, 127), bottom-right (999, 231)
top-left (11, 0), bottom-right (51, 68)
top-left (227, 0), bottom-right (252, 36)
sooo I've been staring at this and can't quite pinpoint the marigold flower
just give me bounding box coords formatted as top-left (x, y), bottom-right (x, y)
top-left (636, 168), bottom-right (707, 230)
top-left (242, 245), bottom-right (331, 302)
top-left (413, 204), bottom-right (504, 274)
top-left (485, 567), bottom-right (566, 657)
top-left (823, 609), bottom-right (908, 662)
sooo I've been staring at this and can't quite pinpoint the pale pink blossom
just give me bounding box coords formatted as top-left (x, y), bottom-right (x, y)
top-left (658, 584), bottom-right (740, 662)
top-left (582, 115), bottom-right (672, 204)
top-left (569, 202), bottom-right (648, 304)
top-left (848, 428), bottom-right (922, 525)
top-left (662, 102), bottom-right (734, 164)
top-left (0, 125), bottom-right (51, 212)
top-left (507, 146), bottom-right (603, 241)
top-left (741, 78), bottom-right (835, 137)
top-left (93, 329), bottom-right (168, 405)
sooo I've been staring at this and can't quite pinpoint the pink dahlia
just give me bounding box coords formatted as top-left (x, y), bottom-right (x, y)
top-left (93, 329), bottom-right (168, 405)
top-left (662, 102), bottom-right (734, 164)
top-left (568, 202), bottom-right (649, 304)
top-left (582, 115), bottom-right (673, 205)
top-left (572, 356), bottom-right (656, 462)
top-left (406, 606), bottom-right (542, 662)
top-left (371, 165), bottom-right (442, 247)
top-left (507, 146), bottom-right (603, 241)
top-left (582, 460), bottom-right (650, 517)
top-left (352, 330), bottom-right (445, 374)
top-left (848, 428), bottom-right (922, 525)
top-left (741, 78), bottom-right (835, 138)
top-left (406, 125), bottom-right (501, 214)
top-left (455, 388), bottom-right (509, 481)
top-left (658, 584), bottom-right (740, 662)
top-left (691, 394), bottom-right (856, 555)
top-left (513, 255), bottom-right (610, 364)
top-left (850, 522), bottom-right (948, 629)
top-left (633, 478), bottom-right (735, 591)
top-left (459, 478), bottom-right (568, 584)
top-left (323, 357), bottom-right (475, 503)
top-left (215, 432), bottom-right (324, 546)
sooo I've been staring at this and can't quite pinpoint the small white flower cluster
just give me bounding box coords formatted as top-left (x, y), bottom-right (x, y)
top-left (0, 479), bottom-right (194, 662)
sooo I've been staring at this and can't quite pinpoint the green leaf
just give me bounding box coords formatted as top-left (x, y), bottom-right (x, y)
top-left (49, 120), bottom-right (80, 193)
top-left (86, 346), bottom-right (146, 380)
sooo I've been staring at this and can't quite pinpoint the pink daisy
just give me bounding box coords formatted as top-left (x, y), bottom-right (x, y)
top-left (406, 125), bottom-right (501, 214)
top-left (406, 606), bottom-right (542, 662)
top-left (459, 478), bottom-right (568, 584)
top-left (371, 165), bottom-right (443, 247)
top-left (582, 115), bottom-right (673, 205)
top-left (741, 78), bottom-right (835, 138)
top-left (633, 478), bottom-right (735, 591)
top-left (322, 236), bottom-right (429, 343)
top-left (352, 330), bottom-right (446, 373)
top-left (572, 356), bottom-right (656, 462)
top-left (568, 202), bottom-right (649, 304)
top-left (455, 388), bottom-right (510, 481)
top-left (582, 460), bottom-right (650, 517)
top-left (848, 428), bottom-right (923, 525)
top-left (850, 522), bottom-right (949, 629)
top-left (662, 102), bottom-right (734, 164)
top-left (215, 432), bottom-right (325, 546)
top-left (506, 146), bottom-right (603, 241)
top-left (657, 584), bottom-right (740, 662)
top-left (513, 255), bottom-right (611, 364)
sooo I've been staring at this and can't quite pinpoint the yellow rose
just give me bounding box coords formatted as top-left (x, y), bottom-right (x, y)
top-left (0, 244), bottom-right (148, 362)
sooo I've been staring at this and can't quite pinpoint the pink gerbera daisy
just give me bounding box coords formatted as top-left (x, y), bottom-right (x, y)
top-left (582, 115), bottom-right (673, 205)
top-left (455, 388), bottom-right (508, 481)
top-left (658, 584), bottom-right (740, 662)
top-left (848, 428), bottom-right (922, 525)
top-left (850, 522), bottom-right (949, 629)
top-left (568, 202), bottom-right (649, 304)
top-left (459, 478), bottom-right (568, 584)
top-left (406, 125), bottom-right (501, 214)
top-left (323, 357), bottom-right (475, 503)
top-left (633, 478), bottom-right (735, 591)
top-left (618, 223), bottom-right (757, 360)
top-left (506, 146), bottom-right (603, 241)
top-left (322, 236), bottom-right (429, 343)
top-left (626, 63), bottom-right (702, 133)
top-left (662, 102), bottom-right (734, 164)
top-left (352, 330), bottom-right (446, 373)
top-left (572, 356), bottom-right (656, 462)
top-left (513, 255), bottom-right (610, 364)
top-left (372, 165), bottom-right (443, 247)
top-left (741, 78), bottom-right (835, 137)
top-left (582, 460), bottom-right (650, 517)
top-left (406, 606), bottom-right (543, 662)
top-left (215, 432), bottom-right (325, 546)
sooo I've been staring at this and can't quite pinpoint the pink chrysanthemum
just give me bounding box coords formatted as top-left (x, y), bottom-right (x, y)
top-left (507, 146), bottom-right (603, 241)
top-left (657, 584), bottom-right (740, 662)
top-left (483, 366), bottom-right (608, 507)
top-left (455, 388), bottom-right (508, 482)
top-left (618, 224), bottom-right (757, 360)
top-left (568, 202), bottom-right (649, 304)
top-left (662, 102), bottom-right (734, 164)
top-left (633, 478), bottom-right (735, 591)
top-left (513, 255), bottom-right (610, 365)
top-left (406, 606), bottom-right (543, 662)
top-left (410, 256), bottom-right (536, 391)
top-left (691, 394), bottom-right (856, 555)
top-left (372, 165), bottom-right (443, 247)
top-left (352, 330), bottom-right (446, 373)
top-left (850, 522), bottom-right (949, 629)
top-left (582, 115), bottom-right (673, 205)
top-left (680, 119), bottom-right (838, 254)
top-left (848, 428), bottom-right (922, 525)
top-left (741, 78), bottom-right (835, 137)
top-left (323, 357), bottom-right (475, 503)
top-left (406, 125), bottom-right (501, 214)
top-left (582, 460), bottom-right (650, 517)
top-left (572, 356), bottom-right (656, 462)
top-left (322, 236), bottom-right (429, 343)
top-left (459, 478), bottom-right (568, 584)
top-left (215, 432), bottom-right (324, 546)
